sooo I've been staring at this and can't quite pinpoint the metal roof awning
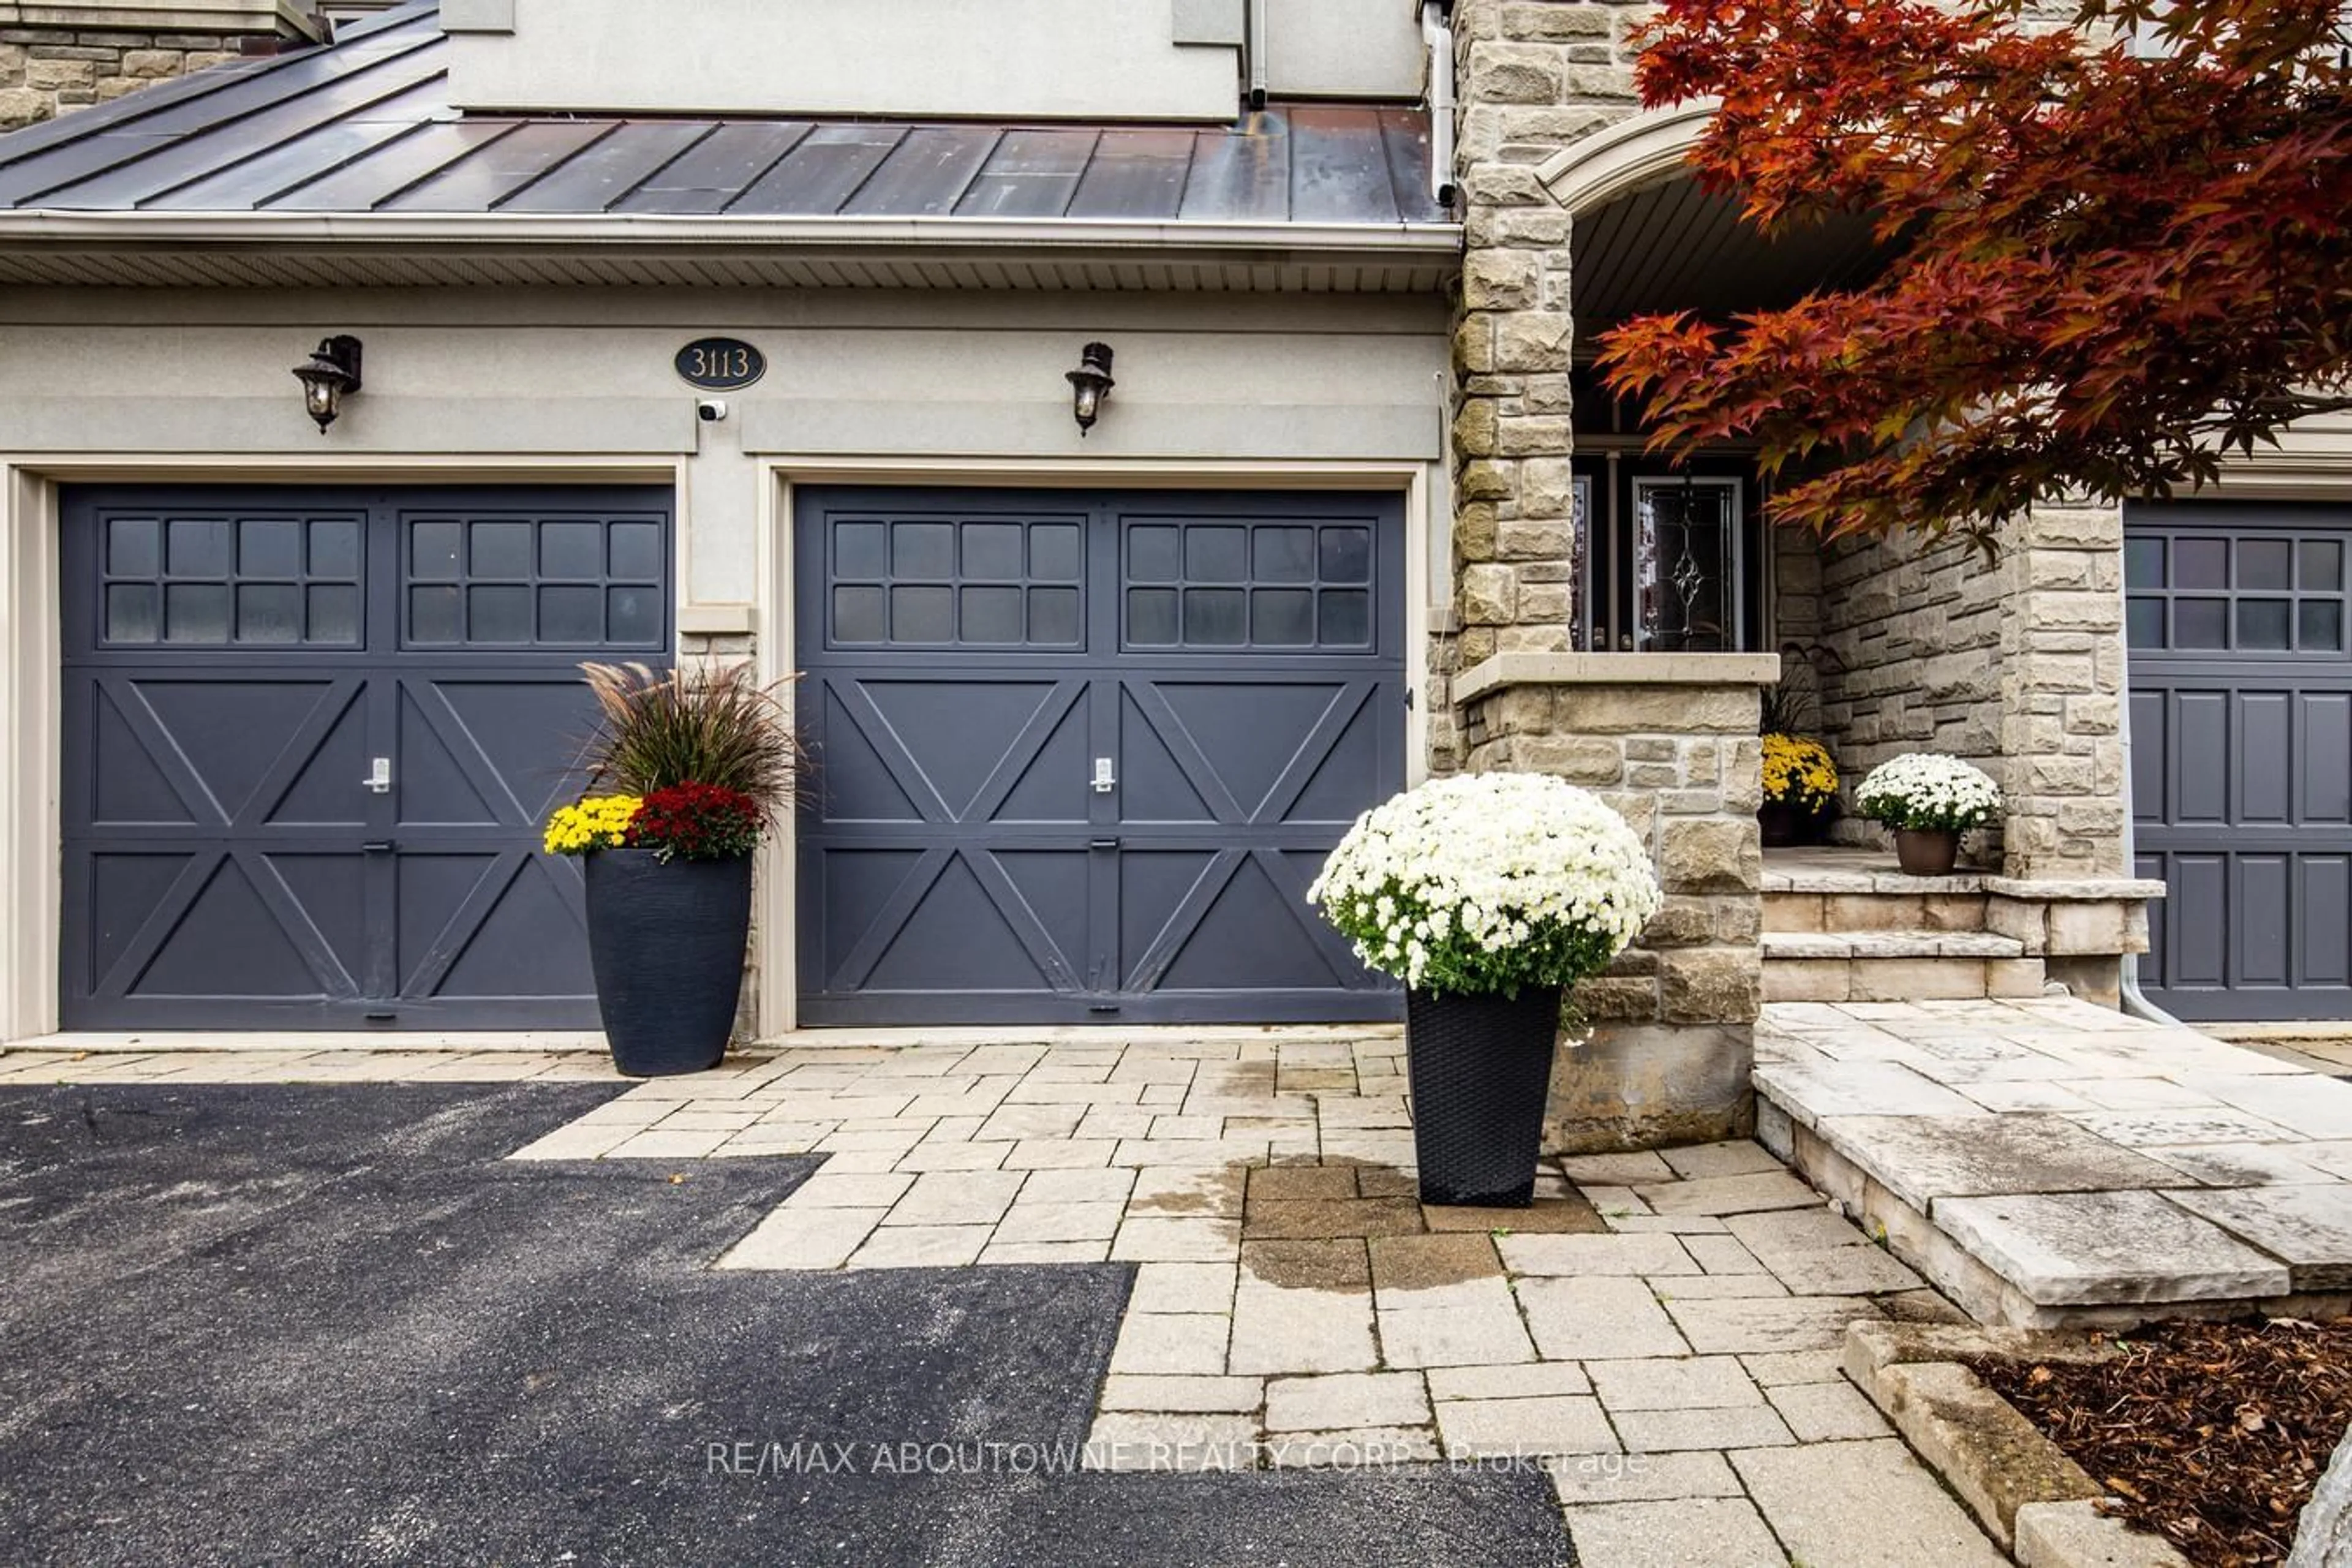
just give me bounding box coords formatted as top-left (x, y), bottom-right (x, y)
top-left (0, 0), bottom-right (1461, 290)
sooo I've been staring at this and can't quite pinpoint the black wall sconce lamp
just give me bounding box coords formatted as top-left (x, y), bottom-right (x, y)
top-left (292, 335), bottom-right (364, 432)
top-left (1066, 341), bottom-right (1115, 435)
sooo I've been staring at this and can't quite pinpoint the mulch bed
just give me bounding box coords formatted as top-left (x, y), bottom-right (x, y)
top-left (1971, 1316), bottom-right (2352, 1567)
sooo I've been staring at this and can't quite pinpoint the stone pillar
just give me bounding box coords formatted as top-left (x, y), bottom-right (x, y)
top-left (1449, 0), bottom-right (1640, 670)
top-left (1457, 652), bottom-right (1777, 1152)
top-left (0, 2), bottom-right (322, 130)
top-left (1999, 502), bottom-right (2130, 879)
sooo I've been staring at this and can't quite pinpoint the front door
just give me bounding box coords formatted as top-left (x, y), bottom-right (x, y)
top-left (59, 484), bottom-right (673, 1031)
top-left (794, 487), bottom-right (1408, 1025)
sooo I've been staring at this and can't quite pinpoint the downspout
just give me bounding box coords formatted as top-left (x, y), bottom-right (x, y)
top-left (1421, 1), bottom-right (1458, 206)
top-left (2114, 546), bottom-right (2184, 1027)
top-left (1246, 0), bottom-right (1269, 110)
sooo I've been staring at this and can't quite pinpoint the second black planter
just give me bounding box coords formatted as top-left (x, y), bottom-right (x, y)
top-left (1404, 986), bottom-right (1563, 1207)
top-left (584, 848), bottom-right (753, 1077)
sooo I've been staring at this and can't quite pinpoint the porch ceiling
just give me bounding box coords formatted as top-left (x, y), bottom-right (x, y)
top-left (1573, 174), bottom-right (1891, 342)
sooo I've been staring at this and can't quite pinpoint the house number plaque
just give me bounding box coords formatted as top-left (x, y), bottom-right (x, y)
top-left (675, 337), bottom-right (766, 391)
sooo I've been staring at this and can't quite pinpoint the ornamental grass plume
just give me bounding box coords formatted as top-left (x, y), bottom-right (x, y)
top-left (578, 662), bottom-right (806, 820)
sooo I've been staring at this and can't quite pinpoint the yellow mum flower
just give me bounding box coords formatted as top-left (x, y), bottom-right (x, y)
top-left (543, 794), bottom-right (643, 856)
top-left (1761, 734), bottom-right (1838, 810)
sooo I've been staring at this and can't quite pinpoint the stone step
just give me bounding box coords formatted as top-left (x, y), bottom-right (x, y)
top-left (1762, 930), bottom-right (2043, 1004)
top-left (1763, 886), bottom-right (1991, 936)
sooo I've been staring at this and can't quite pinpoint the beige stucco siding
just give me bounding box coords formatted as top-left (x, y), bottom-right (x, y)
top-left (0, 287), bottom-right (1450, 605)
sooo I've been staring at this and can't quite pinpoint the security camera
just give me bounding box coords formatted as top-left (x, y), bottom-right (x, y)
top-left (696, 398), bottom-right (729, 423)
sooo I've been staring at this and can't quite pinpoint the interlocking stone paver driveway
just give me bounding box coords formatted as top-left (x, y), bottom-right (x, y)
top-left (0, 1034), bottom-right (2008, 1566)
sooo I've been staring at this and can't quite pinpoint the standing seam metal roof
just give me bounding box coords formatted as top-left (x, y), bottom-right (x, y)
top-left (0, 0), bottom-right (1449, 229)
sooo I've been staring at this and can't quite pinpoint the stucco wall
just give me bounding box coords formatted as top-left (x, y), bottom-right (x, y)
top-left (0, 287), bottom-right (1449, 607)
top-left (445, 0), bottom-right (1424, 121)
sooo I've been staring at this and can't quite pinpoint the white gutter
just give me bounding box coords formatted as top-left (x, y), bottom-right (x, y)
top-left (0, 209), bottom-right (1463, 255)
top-left (1420, 1), bottom-right (1457, 206)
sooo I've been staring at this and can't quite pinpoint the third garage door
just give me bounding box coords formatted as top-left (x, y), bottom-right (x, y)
top-left (2128, 500), bottom-right (2352, 1019)
top-left (794, 488), bottom-right (1407, 1026)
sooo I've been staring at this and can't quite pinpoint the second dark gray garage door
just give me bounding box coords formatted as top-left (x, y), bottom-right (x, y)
top-left (795, 488), bottom-right (1406, 1026)
top-left (2129, 500), bottom-right (2352, 1019)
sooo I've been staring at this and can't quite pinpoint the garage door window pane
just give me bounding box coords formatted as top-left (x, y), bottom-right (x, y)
top-left (168, 518), bottom-right (228, 578)
top-left (538, 585), bottom-right (603, 643)
top-left (1254, 527), bottom-right (1315, 584)
top-left (1253, 588), bottom-right (1314, 645)
top-left (891, 585), bottom-right (955, 643)
top-left (2304, 540), bottom-right (2344, 592)
top-left (307, 584), bottom-right (360, 645)
top-left (2175, 598), bottom-right (2228, 649)
top-left (469, 522), bottom-right (533, 580)
top-left (1185, 527), bottom-right (1248, 584)
top-left (1320, 589), bottom-right (1371, 647)
top-left (610, 522), bottom-right (664, 581)
top-left (1320, 528), bottom-right (1372, 584)
top-left (2301, 600), bottom-right (2344, 652)
top-left (834, 585), bottom-right (885, 644)
top-left (2124, 537), bottom-right (2164, 590)
top-left (2240, 540), bottom-right (2293, 591)
top-left (309, 519), bottom-right (360, 579)
top-left (834, 522), bottom-right (887, 580)
top-left (2237, 599), bottom-right (2291, 650)
top-left (239, 519), bottom-right (303, 579)
top-left (2127, 595), bottom-right (2165, 650)
top-left (1031, 524), bottom-right (1082, 581)
top-left (540, 522), bottom-right (605, 581)
top-left (165, 582), bottom-right (230, 643)
top-left (962, 524), bottom-right (1025, 581)
top-left (108, 518), bottom-right (159, 578)
top-left (893, 523), bottom-right (955, 579)
top-left (2174, 538), bottom-right (2228, 590)
top-left (1184, 587), bottom-right (1246, 645)
top-left (960, 586), bottom-right (1025, 644)
top-left (1029, 587), bottom-right (1079, 644)
top-left (1128, 587), bottom-right (1179, 646)
top-left (607, 586), bottom-right (662, 646)
top-left (412, 521), bottom-right (462, 580)
top-left (410, 586), bottom-right (461, 644)
top-left (468, 585), bottom-right (533, 643)
top-left (236, 583), bottom-right (303, 644)
top-left (1129, 526), bottom-right (1182, 583)
top-left (106, 582), bottom-right (159, 643)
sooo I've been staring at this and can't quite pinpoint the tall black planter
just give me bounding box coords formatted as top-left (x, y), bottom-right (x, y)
top-left (1405, 987), bottom-right (1562, 1207)
top-left (584, 849), bottom-right (753, 1077)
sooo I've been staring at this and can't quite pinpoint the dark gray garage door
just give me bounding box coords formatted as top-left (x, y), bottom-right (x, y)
top-left (795, 488), bottom-right (1406, 1026)
top-left (60, 485), bottom-right (671, 1031)
top-left (2128, 500), bottom-right (2352, 1019)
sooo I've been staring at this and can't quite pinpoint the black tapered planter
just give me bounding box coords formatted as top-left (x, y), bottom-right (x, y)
top-left (584, 848), bottom-right (752, 1077)
top-left (1405, 987), bottom-right (1563, 1207)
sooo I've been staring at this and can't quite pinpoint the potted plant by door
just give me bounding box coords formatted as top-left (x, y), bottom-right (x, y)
top-left (1308, 774), bottom-right (1662, 1207)
top-left (543, 663), bottom-right (803, 1077)
top-left (1758, 733), bottom-right (1839, 847)
top-left (1852, 753), bottom-right (2003, 876)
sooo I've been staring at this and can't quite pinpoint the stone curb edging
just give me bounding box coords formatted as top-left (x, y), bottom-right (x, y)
top-left (1843, 1322), bottom-right (2192, 1568)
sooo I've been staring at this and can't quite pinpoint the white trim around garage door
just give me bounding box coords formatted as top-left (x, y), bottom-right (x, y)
top-left (0, 453), bottom-right (684, 1047)
top-left (751, 456), bottom-right (1437, 1038)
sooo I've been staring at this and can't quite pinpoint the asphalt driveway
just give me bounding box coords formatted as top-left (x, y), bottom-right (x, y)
top-left (0, 1082), bottom-right (1567, 1567)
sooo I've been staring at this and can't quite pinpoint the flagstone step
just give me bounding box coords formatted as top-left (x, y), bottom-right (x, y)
top-left (1762, 931), bottom-right (2043, 1004)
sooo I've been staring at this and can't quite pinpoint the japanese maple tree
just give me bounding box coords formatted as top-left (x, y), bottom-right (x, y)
top-left (1596, 0), bottom-right (2352, 538)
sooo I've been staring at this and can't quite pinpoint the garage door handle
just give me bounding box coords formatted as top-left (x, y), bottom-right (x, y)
top-left (1091, 757), bottom-right (1117, 794)
top-left (1090, 837), bottom-right (1120, 851)
top-left (363, 840), bottom-right (397, 854)
top-left (363, 757), bottom-right (393, 794)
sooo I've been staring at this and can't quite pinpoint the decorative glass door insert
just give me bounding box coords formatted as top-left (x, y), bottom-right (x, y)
top-left (1634, 477), bottom-right (1743, 652)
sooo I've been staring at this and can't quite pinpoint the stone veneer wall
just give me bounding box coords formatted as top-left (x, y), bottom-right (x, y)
top-left (1771, 503), bottom-right (2130, 880)
top-left (1458, 655), bottom-right (1772, 1151)
top-left (0, 6), bottom-right (317, 130)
